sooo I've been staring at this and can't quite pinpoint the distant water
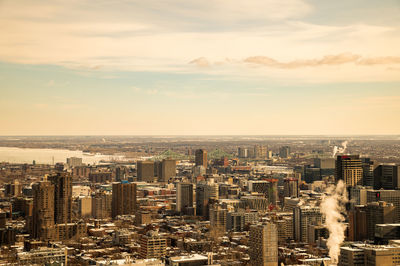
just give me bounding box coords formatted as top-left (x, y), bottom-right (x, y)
top-left (0, 146), bottom-right (125, 164)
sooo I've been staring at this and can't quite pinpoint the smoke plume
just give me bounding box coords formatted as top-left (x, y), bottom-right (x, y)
top-left (332, 141), bottom-right (348, 158)
top-left (320, 180), bottom-right (348, 264)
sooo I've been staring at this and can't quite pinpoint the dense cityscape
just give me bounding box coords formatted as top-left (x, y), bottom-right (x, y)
top-left (0, 136), bottom-right (399, 265)
top-left (1, 0), bottom-right (399, 265)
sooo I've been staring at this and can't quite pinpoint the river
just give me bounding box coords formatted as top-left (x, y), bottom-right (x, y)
top-left (0, 146), bottom-right (126, 164)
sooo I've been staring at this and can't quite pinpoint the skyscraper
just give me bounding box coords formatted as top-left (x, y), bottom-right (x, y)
top-left (196, 182), bottom-right (218, 218)
top-left (48, 173), bottom-right (72, 224)
top-left (249, 223), bottom-right (278, 266)
top-left (32, 179), bottom-right (55, 240)
top-left (159, 159), bottom-right (176, 182)
top-left (111, 181), bottom-right (137, 218)
top-left (176, 183), bottom-right (194, 215)
top-left (137, 161), bottom-right (155, 182)
top-left (335, 155), bottom-right (363, 186)
top-left (374, 164), bottom-right (400, 190)
top-left (195, 149), bottom-right (207, 169)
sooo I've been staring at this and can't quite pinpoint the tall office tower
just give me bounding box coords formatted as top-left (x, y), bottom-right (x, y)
top-left (366, 201), bottom-right (396, 240)
top-left (335, 155), bottom-right (363, 186)
top-left (196, 182), bottom-right (218, 218)
top-left (361, 158), bottom-right (375, 187)
top-left (279, 146), bottom-right (291, 159)
top-left (249, 223), bottom-right (278, 266)
top-left (92, 192), bottom-right (112, 219)
top-left (314, 158), bottom-right (335, 177)
top-left (137, 161), bottom-right (155, 182)
top-left (254, 145), bottom-right (268, 159)
top-left (176, 183), bottom-right (194, 215)
top-left (4, 180), bottom-right (22, 197)
top-left (48, 173), bottom-right (72, 224)
top-left (294, 206), bottom-right (324, 243)
top-left (348, 205), bottom-right (368, 241)
top-left (283, 178), bottom-right (299, 198)
top-left (238, 147), bottom-right (248, 158)
top-left (32, 180), bottom-right (55, 240)
top-left (111, 182), bottom-right (137, 218)
top-left (195, 149), bottom-right (207, 169)
top-left (374, 164), bottom-right (400, 190)
top-left (209, 204), bottom-right (227, 231)
top-left (367, 190), bottom-right (400, 222)
top-left (138, 231), bottom-right (167, 259)
top-left (66, 157), bottom-right (83, 168)
top-left (248, 180), bottom-right (278, 206)
top-left (159, 159), bottom-right (176, 182)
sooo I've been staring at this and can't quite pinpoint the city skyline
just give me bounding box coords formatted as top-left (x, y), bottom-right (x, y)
top-left (1, 0), bottom-right (400, 135)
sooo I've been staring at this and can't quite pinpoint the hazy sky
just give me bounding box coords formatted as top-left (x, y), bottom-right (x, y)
top-left (1, 0), bottom-right (399, 135)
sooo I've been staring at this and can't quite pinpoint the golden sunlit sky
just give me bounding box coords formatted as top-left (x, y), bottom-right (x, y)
top-left (1, 0), bottom-right (399, 135)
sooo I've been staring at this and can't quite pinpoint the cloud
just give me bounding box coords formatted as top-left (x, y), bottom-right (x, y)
top-left (189, 57), bottom-right (210, 68)
top-left (243, 54), bottom-right (373, 68)
top-left (190, 53), bottom-right (400, 69)
top-left (0, 0), bottom-right (399, 84)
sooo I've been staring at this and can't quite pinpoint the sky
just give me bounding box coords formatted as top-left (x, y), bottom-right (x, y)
top-left (0, 0), bottom-right (399, 135)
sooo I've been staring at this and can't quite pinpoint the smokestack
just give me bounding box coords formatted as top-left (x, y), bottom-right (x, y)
top-left (320, 180), bottom-right (348, 264)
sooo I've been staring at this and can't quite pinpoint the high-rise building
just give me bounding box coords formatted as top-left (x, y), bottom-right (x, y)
top-left (314, 158), bottom-right (335, 177)
top-left (349, 186), bottom-right (374, 207)
top-left (279, 146), bottom-right (291, 159)
top-left (365, 201), bottom-right (396, 240)
top-left (32, 179), bottom-right (55, 240)
top-left (294, 206), bottom-right (324, 243)
top-left (139, 231), bottom-right (167, 259)
top-left (176, 183), bottom-right (194, 215)
top-left (335, 155), bottom-right (363, 186)
top-left (66, 157), bottom-right (83, 168)
top-left (238, 147), bottom-right (248, 158)
top-left (159, 159), bottom-right (176, 182)
top-left (195, 149), bottom-right (207, 169)
top-left (89, 172), bottom-right (113, 183)
top-left (209, 204), bottom-right (227, 232)
top-left (283, 178), bottom-right (299, 198)
top-left (367, 190), bottom-right (400, 222)
top-left (339, 244), bottom-right (400, 266)
top-left (78, 196), bottom-right (92, 218)
top-left (349, 205), bottom-right (367, 241)
top-left (92, 192), bottom-right (112, 219)
top-left (248, 180), bottom-right (278, 206)
top-left (48, 173), bottom-right (72, 224)
top-left (362, 158), bottom-right (375, 187)
top-left (137, 161), bottom-right (155, 182)
top-left (249, 223), bottom-right (278, 266)
top-left (4, 180), bottom-right (22, 197)
top-left (111, 181), bottom-right (137, 218)
top-left (254, 145), bottom-right (268, 159)
top-left (196, 182), bottom-right (218, 218)
top-left (226, 211), bottom-right (259, 232)
top-left (374, 164), bottom-right (400, 190)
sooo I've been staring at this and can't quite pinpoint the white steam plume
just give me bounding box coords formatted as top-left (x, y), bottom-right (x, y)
top-left (332, 141), bottom-right (349, 158)
top-left (320, 180), bottom-right (348, 264)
